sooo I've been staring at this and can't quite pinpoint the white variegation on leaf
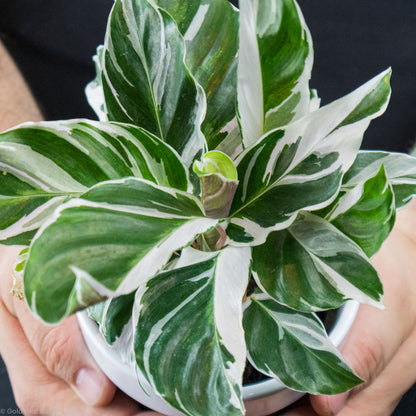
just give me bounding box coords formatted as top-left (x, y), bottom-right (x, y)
top-left (238, 0), bottom-right (313, 147)
top-left (24, 178), bottom-right (217, 323)
top-left (325, 165), bottom-right (395, 257)
top-left (277, 68), bottom-right (391, 174)
top-left (243, 295), bottom-right (363, 394)
top-left (344, 151), bottom-right (416, 209)
top-left (88, 292), bottom-right (136, 345)
top-left (102, 0), bottom-right (207, 166)
top-left (251, 212), bottom-right (384, 312)
top-left (90, 0), bottom-right (240, 151)
top-left (85, 45), bottom-right (107, 121)
top-left (0, 120), bottom-right (191, 245)
top-left (227, 69), bottom-right (392, 246)
top-left (154, 0), bottom-right (239, 150)
top-left (134, 246), bottom-right (250, 416)
top-left (309, 88), bottom-right (321, 112)
top-left (214, 118), bottom-right (243, 160)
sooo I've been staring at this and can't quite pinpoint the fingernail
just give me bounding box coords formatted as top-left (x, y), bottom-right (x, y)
top-left (75, 368), bottom-right (105, 406)
top-left (328, 392), bottom-right (349, 414)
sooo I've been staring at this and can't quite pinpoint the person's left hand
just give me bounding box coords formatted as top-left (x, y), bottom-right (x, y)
top-left (0, 245), bottom-right (164, 416)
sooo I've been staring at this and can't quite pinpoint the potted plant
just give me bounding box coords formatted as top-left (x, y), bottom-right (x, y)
top-left (77, 298), bottom-right (360, 415)
top-left (2, 0), bottom-right (416, 415)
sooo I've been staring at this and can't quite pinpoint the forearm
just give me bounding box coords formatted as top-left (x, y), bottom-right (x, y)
top-left (0, 41), bottom-right (43, 131)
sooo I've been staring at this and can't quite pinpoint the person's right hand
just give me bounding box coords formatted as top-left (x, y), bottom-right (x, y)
top-left (0, 245), bottom-right (165, 416)
top-left (279, 200), bottom-right (416, 416)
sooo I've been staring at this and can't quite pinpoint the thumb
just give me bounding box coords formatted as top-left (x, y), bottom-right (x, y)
top-left (310, 302), bottom-right (397, 415)
top-left (13, 304), bottom-right (117, 407)
top-left (0, 245), bottom-right (116, 407)
top-left (311, 224), bottom-right (416, 415)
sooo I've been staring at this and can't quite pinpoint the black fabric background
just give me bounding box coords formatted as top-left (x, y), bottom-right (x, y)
top-left (0, 0), bottom-right (415, 414)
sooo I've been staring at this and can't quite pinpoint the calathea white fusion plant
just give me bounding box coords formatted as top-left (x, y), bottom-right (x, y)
top-left (2, 0), bottom-right (416, 415)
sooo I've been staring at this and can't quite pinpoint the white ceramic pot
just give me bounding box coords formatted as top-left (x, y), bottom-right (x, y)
top-left (77, 300), bottom-right (359, 416)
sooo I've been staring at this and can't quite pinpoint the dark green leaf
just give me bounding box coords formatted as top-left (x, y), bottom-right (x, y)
top-left (102, 0), bottom-right (207, 165)
top-left (327, 166), bottom-right (395, 257)
top-left (243, 296), bottom-right (363, 394)
top-left (252, 212), bottom-right (383, 311)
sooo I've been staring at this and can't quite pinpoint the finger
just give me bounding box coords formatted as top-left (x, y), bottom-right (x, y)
top-left (0, 245), bottom-right (117, 407)
top-left (311, 223), bottom-right (416, 415)
top-left (0, 247), bottom-right (165, 414)
top-left (0, 299), bottom-right (144, 416)
top-left (334, 327), bottom-right (416, 416)
top-left (16, 307), bottom-right (117, 407)
top-left (280, 404), bottom-right (319, 416)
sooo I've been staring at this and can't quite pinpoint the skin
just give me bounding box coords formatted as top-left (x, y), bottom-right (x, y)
top-left (0, 41), bottom-right (163, 416)
top-left (1, 40), bottom-right (415, 416)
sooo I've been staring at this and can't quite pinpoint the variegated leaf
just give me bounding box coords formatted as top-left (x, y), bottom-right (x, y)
top-left (228, 69), bottom-right (391, 245)
top-left (238, 0), bottom-right (313, 147)
top-left (24, 178), bottom-right (217, 323)
top-left (88, 0), bottom-right (239, 151)
top-left (214, 119), bottom-right (243, 160)
top-left (155, 0), bottom-right (239, 150)
top-left (309, 88), bottom-right (321, 112)
top-left (85, 45), bottom-right (107, 121)
top-left (134, 246), bottom-right (251, 416)
top-left (325, 165), bottom-right (395, 257)
top-left (252, 212), bottom-right (383, 312)
top-left (243, 295), bottom-right (362, 394)
top-left (102, 0), bottom-right (207, 166)
top-left (0, 120), bottom-right (190, 245)
top-left (88, 291), bottom-right (135, 344)
top-left (344, 151), bottom-right (416, 208)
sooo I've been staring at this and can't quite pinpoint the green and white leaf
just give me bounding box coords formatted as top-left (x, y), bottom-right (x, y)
top-left (0, 120), bottom-right (190, 244)
top-left (309, 88), bottom-right (321, 112)
top-left (238, 0), bottom-right (313, 147)
top-left (155, 0), bottom-right (239, 150)
top-left (85, 45), bottom-right (107, 121)
top-left (325, 165), bottom-right (395, 257)
top-left (24, 178), bottom-right (217, 323)
top-left (214, 118), bottom-right (243, 160)
top-left (102, 0), bottom-right (207, 166)
top-left (252, 212), bottom-right (384, 312)
top-left (228, 130), bottom-right (342, 244)
top-left (134, 246), bottom-right (250, 416)
top-left (344, 151), bottom-right (416, 208)
top-left (88, 291), bottom-right (136, 345)
top-left (243, 295), bottom-right (363, 394)
top-left (228, 69), bottom-right (391, 245)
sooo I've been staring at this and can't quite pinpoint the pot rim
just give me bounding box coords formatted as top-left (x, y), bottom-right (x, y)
top-left (77, 300), bottom-right (359, 412)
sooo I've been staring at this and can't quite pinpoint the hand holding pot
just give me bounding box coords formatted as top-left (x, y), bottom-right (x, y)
top-left (0, 245), bottom-right (165, 416)
top-left (280, 200), bottom-right (416, 416)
